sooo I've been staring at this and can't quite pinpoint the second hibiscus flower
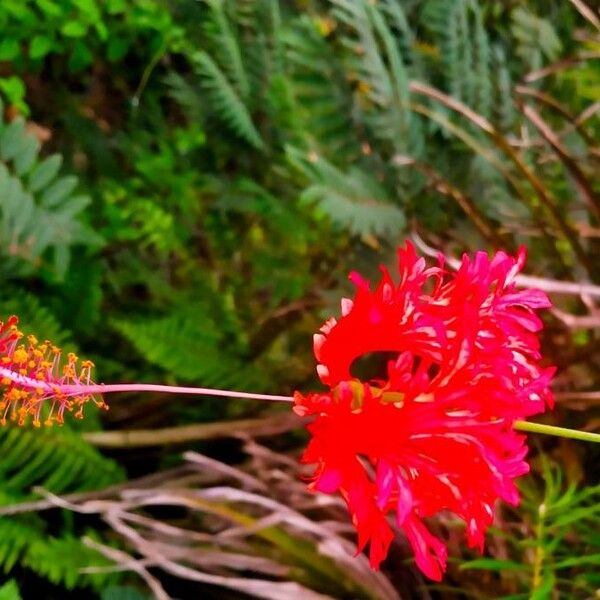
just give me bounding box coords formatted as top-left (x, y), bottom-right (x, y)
top-left (294, 242), bottom-right (555, 580)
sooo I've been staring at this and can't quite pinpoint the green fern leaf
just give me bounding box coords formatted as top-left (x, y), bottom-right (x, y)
top-left (193, 51), bottom-right (265, 150)
top-left (0, 427), bottom-right (123, 496)
top-left (204, 0), bottom-right (250, 99)
top-left (288, 146), bottom-right (405, 238)
top-left (0, 289), bottom-right (73, 350)
top-left (112, 310), bottom-right (268, 390)
top-left (0, 112), bottom-right (103, 280)
top-left (24, 535), bottom-right (117, 591)
top-left (0, 579), bottom-right (21, 600)
top-left (0, 518), bottom-right (43, 573)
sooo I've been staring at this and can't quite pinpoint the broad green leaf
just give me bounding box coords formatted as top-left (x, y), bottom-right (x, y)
top-left (0, 118), bottom-right (27, 161)
top-left (13, 135), bottom-right (40, 175)
top-left (28, 154), bottom-right (62, 192)
top-left (61, 20), bottom-right (88, 38)
top-left (107, 37), bottom-right (129, 62)
top-left (40, 175), bottom-right (78, 207)
top-left (0, 579), bottom-right (22, 600)
top-left (29, 35), bottom-right (55, 60)
top-left (68, 41), bottom-right (93, 71)
top-left (0, 40), bottom-right (20, 62)
top-left (35, 0), bottom-right (62, 17)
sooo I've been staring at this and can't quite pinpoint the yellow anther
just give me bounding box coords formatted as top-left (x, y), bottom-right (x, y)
top-left (35, 387), bottom-right (44, 396)
top-left (13, 347), bottom-right (28, 363)
top-left (67, 352), bottom-right (78, 363)
top-left (28, 360), bottom-right (36, 369)
top-left (32, 419), bottom-right (41, 428)
top-left (27, 335), bottom-right (38, 346)
top-left (1, 357), bottom-right (10, 364)
top-left (62, 366), bottom-right (75, 377)
top-left (81, 360), bottom-right (95, 369)
top-left (1, 377), bottom-right (11, 386)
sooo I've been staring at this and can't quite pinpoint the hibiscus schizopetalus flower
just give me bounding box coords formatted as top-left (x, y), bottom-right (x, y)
top-left (294, 242), bottom-right (555, 580)
top-left (0, 316), bottom-right (106, 427)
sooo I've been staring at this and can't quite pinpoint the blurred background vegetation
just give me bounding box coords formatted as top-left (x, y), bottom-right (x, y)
top-left (0, 0), bottom-right (598, 598)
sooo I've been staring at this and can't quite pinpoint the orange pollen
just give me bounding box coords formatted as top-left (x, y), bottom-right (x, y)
top-left (0, 315), bottom-right (105, 427)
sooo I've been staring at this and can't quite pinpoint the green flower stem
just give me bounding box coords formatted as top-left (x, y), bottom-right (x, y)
top-left (514, 420), bottom-right (600, 443)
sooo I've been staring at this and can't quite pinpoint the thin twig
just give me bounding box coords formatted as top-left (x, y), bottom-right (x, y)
top-left (392, 155), bottom-right (506, 247)
top-left (519, 103), bottom-right (600, 219)
top-left (568, 0), bottom-right (600, 30)
top-left (524, 52), bottom-right (600, 82)
top-left (555, 391), bottom-right (600, 404)
top-left (83, 413), bottom-right (300, 448)
top-left (82, 536), bottom-right (171, 600)
top-left (550, 308), bottom-right (600, 329)
top-left (408, 81), bottom-right (591, 273)
top-left (411, 231), bottom-right (600, 297)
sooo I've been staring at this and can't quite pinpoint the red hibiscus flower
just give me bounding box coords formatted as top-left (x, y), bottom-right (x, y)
top-left (294, 242), bottom-right (554, 580)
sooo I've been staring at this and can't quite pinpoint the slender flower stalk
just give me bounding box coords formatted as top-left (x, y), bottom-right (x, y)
top-left (0, 368), bottom-right (292, 403)
top-left (513, 420), bottom-right (600, 443)
top-left (0, 362), bottom-right (597, 443)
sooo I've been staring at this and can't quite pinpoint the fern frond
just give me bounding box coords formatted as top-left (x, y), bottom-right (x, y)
top-left (282, 17), bottom-right (358, 161)
top-left (0, 579), bottom-right (21, 600)
top-left (0, 521), bottom-right (118, 592)
top-left (288, 146), bottom-right (405, 238)
top-left (491, 44), bottom-right (515, 132)
top-left (0, 100), bottom-right (103, 279)
top-left (192, 51), bottom-right (265, 150)
top-left (203, 0), bottom-right (250, 99)
top-left (24, 534), bottom-right (117, 592)
top-left (163, 71), bottom-right (203, 123)
top-left (421, 0), bottom-right (492, 118)
top-left (112, 310), bottom-right (268, 390)
top-left (511, 6), bottom-right (562, 71)
top-left (0, 427), bottom-right (123, 495)
top-left (330, 0), bottom-right (424, 172)
top-left (0, 289), bottom-right (73, 350)
top-left (0, 518), bottom-right (43, 574)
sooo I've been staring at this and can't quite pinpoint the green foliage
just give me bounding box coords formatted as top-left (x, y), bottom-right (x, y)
top-left (0, 424), bottom-right (123, 592)
top-left (101, 586), bottom-right (152, 600)
top-left (511, 6), bottom-right (562, 71)
top-left (0, 99), bottom-right (102, 280)
top-left (0, 519), bottom-right (116, 593)
top-left (422, 0), bottom-right (492, 117)
top-left (112, 306), bottom-right (268, 390)
top-left (460, 460), bottom-right (600, 599)
top-left (0, 519), bottom-right (42, 574)
top-left (288, 147), bottom-right (406, 237)
top-left (0, 427), bottom-right (123, 496)
top-left (24, 535), bottom-right (116, 591)
top-left (0, 0), bottom-right (181, 73)
top-left (0, 579), bottom-right (21, 600)
top-left (194, 50), bottom-right (265, 150)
